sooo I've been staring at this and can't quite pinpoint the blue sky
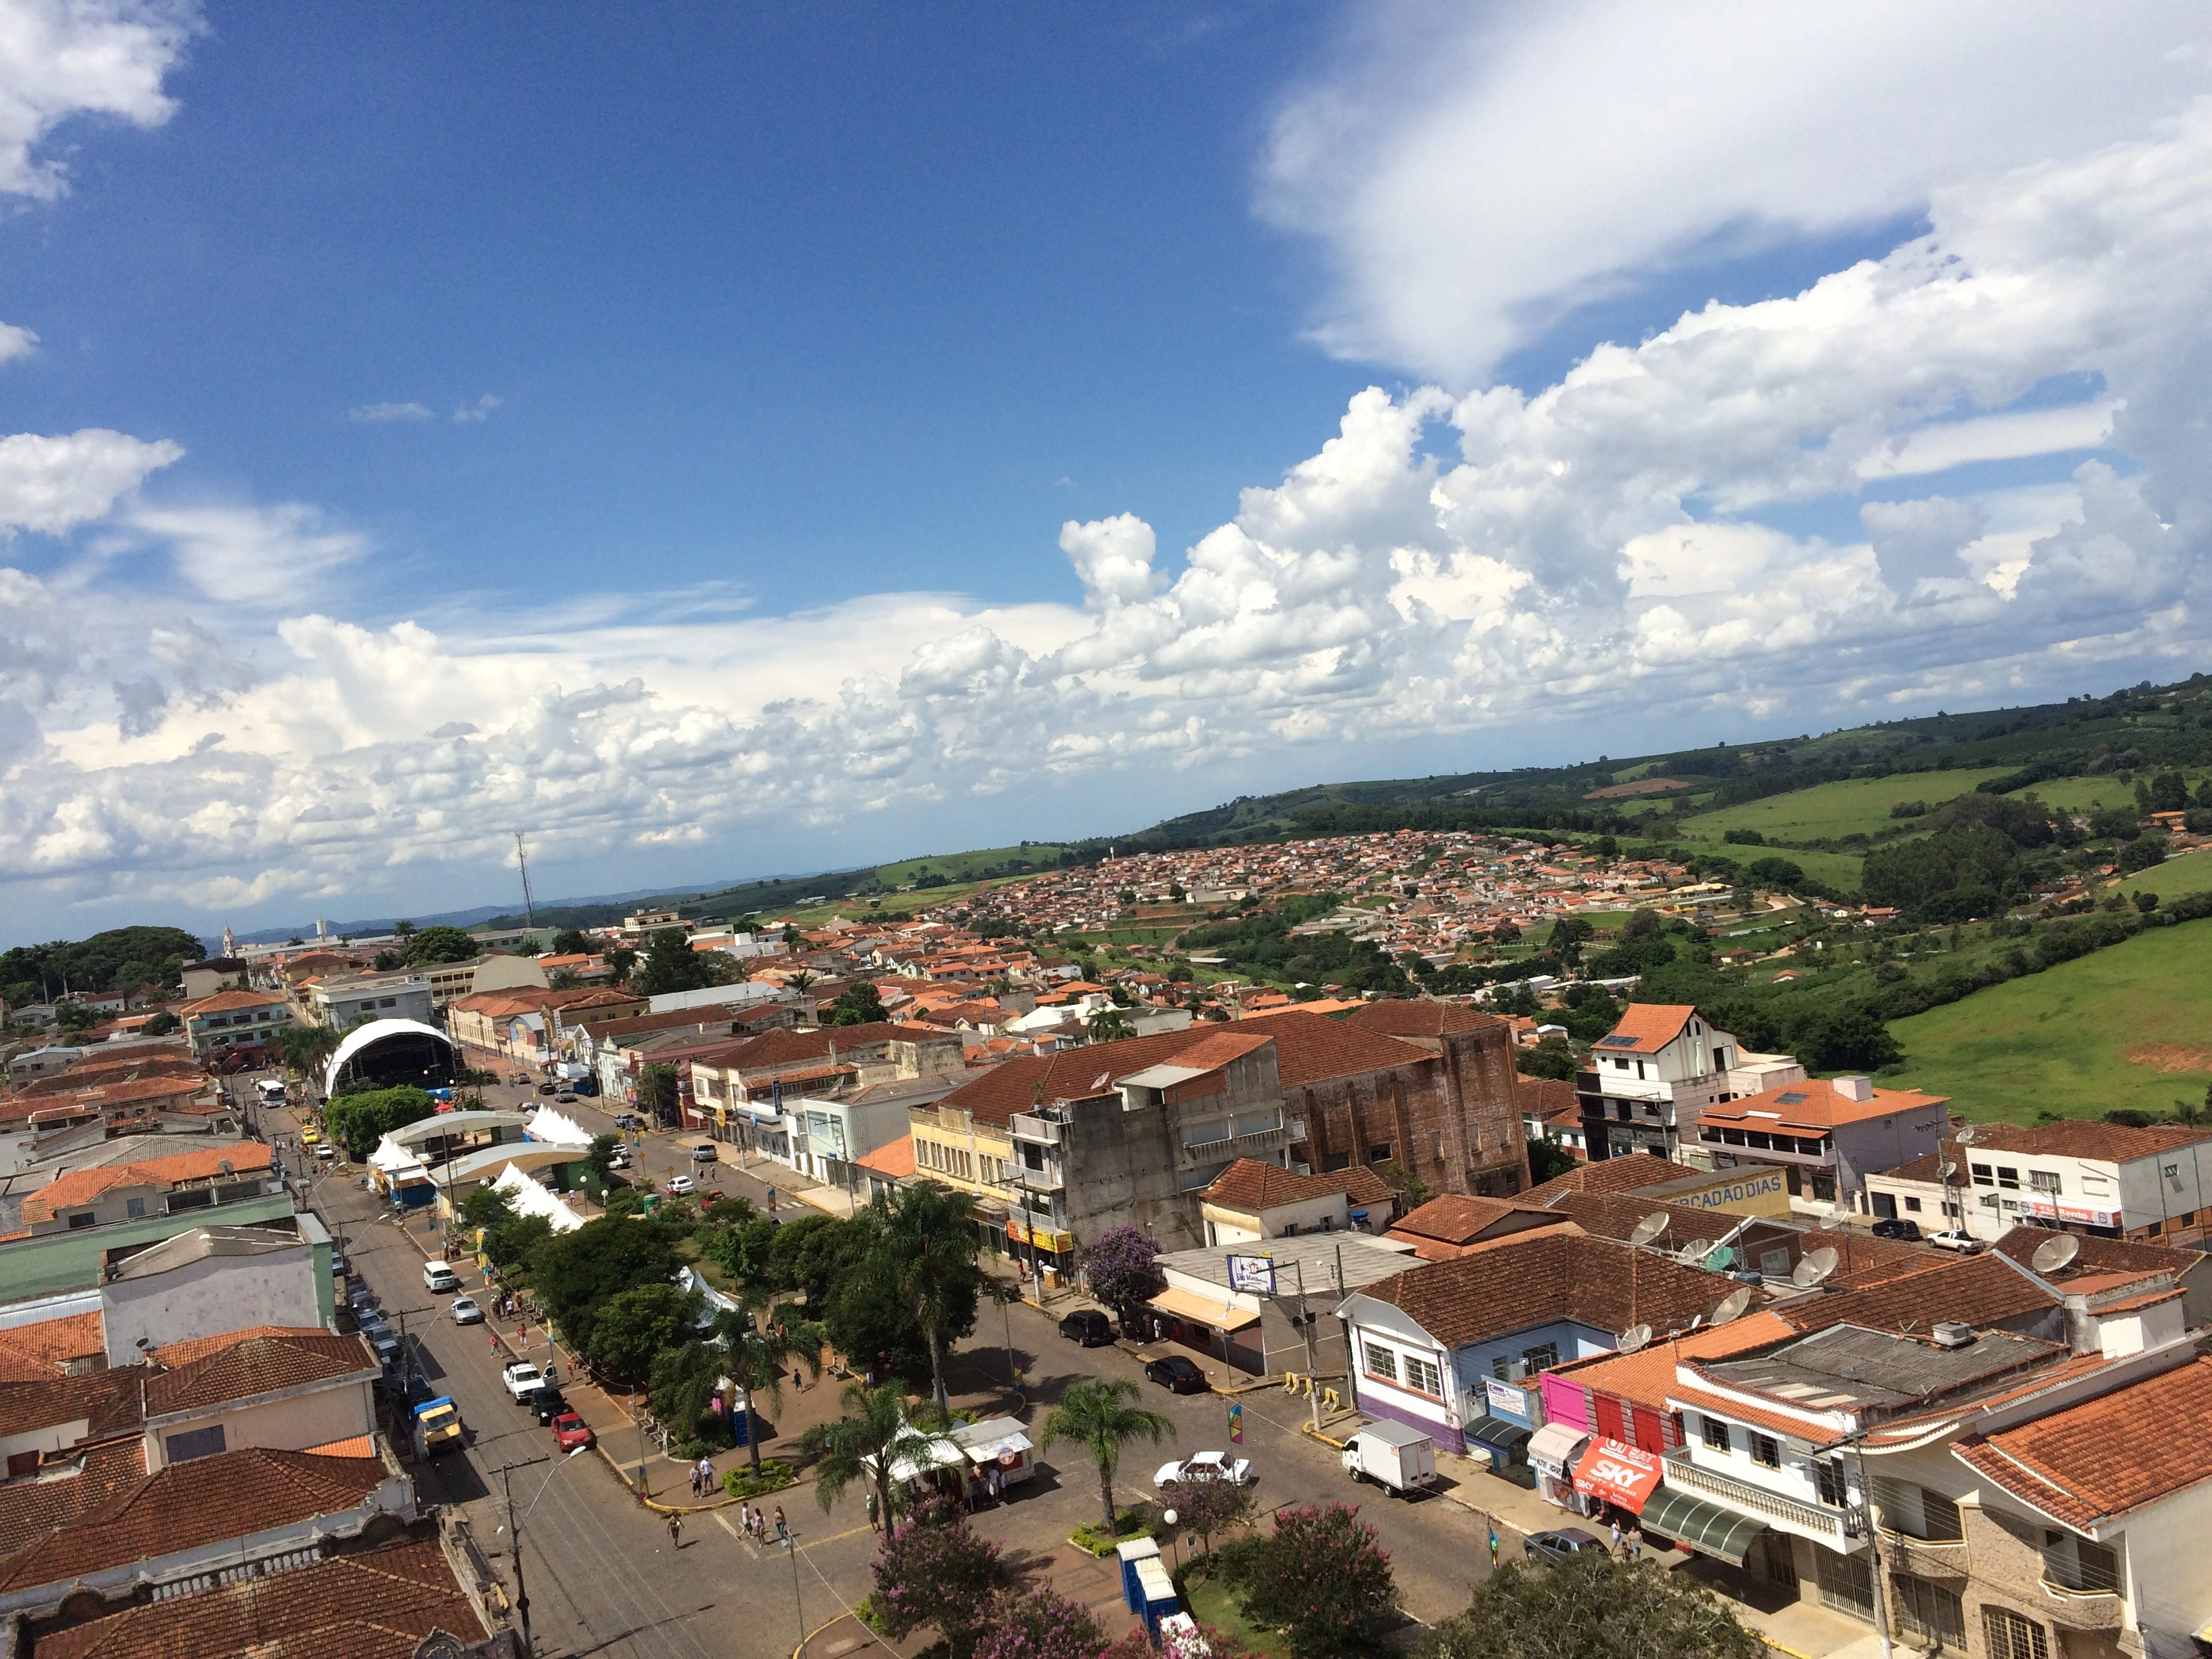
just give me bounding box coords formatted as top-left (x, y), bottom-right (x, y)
top-left (4, 1), bottom-right (2212, 940)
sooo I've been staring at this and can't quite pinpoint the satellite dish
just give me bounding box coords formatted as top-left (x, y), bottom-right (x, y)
top-left (1791, 1247), bottom-right (1841, 1288)
top-left (1679, 1240), bottom-right (1716, 1265)
top-left (1938, 1160), bottom-right (1957, 1179)
top-left (2031, 1234), bottom-right (2081, 1275)
top-left (1629, 1213), bottom-right (1671, 1248)
top-left (218, 1159), bottom-right (232, 1174)
top-left (1616, 1324), bottom-right (1653, 1354)
top-left (1712, 1286), bottom-right (1754, 1326)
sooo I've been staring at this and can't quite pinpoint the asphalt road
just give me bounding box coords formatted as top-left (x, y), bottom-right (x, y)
top-left (270, 1063), bottom-right (1506, 1655)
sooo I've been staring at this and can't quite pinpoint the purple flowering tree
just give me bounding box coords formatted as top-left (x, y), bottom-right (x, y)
top-left (1081, 1225), bottom-right (1161, 1336)
top-left (1231, 1502), bottom-right (1395, 1659)
top-left (970, 1585), bottom-right (1103, 1659)
top-left (868, 1498), bottom-right (1013, 1658)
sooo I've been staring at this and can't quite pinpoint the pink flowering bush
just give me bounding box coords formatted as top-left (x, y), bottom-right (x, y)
top-left (868, 1498), bottom-right (1012, 1656)
top-left (970, 1585), bottom-right (1103, 1659)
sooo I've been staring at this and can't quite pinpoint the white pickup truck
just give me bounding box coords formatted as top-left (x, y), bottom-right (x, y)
top-left (501, 1361), bottom-right (544, 1404)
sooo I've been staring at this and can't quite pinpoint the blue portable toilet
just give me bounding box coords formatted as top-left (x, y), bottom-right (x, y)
top-left (1116, 1537), bottom-right (1161, 1612)
top-left (1134, 1557), bottom-right (1179, 1643)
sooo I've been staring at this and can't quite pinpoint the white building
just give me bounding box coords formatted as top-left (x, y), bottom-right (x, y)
top-left (1574, 1004), bottom-right (1754, 1162)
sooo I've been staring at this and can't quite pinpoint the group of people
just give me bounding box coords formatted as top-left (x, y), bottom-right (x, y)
top-left (687, 1455), bottom-right (716, 1498)
top-left (1607, 1517), bottom-right (1645, 1561)
top-left (736, 1502), bottom-right (789, 1545)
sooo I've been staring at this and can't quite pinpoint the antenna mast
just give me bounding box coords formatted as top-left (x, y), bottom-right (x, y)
top-left (514, 832), bottom-right (538, 928)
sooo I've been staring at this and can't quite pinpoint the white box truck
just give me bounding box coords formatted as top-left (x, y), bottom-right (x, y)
top-left (1341, 1421), bottom-right (1437, 1497)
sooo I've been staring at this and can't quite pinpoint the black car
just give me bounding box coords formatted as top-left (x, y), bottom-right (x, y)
top-left (1526, 1528), bottom-right (1608, 1565)
top-left (1870, 1217), bottom-right (1923, 1242)
top-left (1145, 1355), bottom-right (1208, 1394)
top-left (1059, 1309), bottom-right (1114, 1347)
top-left (537, 1080), bottom-right (558, 1095)
top-left (528, 1385), bottom-right (567, 1426)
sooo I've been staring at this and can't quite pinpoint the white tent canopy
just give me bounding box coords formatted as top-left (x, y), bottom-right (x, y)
top-left (528, 1107), bottom-right (595, 1147)
top-left (490, 1162), bottom-right (586, 1234)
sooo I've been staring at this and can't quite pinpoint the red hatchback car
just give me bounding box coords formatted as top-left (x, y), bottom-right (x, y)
top-left (552, 1411), bottom-right (594, 1452)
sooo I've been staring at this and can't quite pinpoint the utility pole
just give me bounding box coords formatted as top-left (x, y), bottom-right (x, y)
top-left (515, 832), bottom-right (538, 928)
top-left (1293, 1259), bottom-right (1322, 1431)
top-left (503, 1464), bottom-right (534, 1656)
top-left (998, 1280), bottom-right (1017, 1390)
top-left (783, 1521), bottom-right (804, 1650)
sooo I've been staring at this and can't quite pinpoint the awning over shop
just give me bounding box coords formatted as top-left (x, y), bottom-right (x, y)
top-left (1572, 1437), bottom-right (1664, 1513)
top-left (1145, 1286), bottom-right (1259, 1332)
top-left (1466, 1415), bottom-right (1532, 1460)
top-left (1639, 1486), bottom-right (1768, 1567)
top-left (1527, 1421), bottom-right (1591, 1477)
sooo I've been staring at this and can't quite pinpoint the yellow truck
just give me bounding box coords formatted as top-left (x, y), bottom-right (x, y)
top-left (413, 1395), bottom-right (464, 1458)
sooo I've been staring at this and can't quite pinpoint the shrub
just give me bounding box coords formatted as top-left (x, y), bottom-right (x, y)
top-left (720, 1459), bottom-right (796, 1499)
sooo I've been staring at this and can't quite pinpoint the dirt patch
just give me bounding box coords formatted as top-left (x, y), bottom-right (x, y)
top-left (2127, 1044), bottom-right (2212, 1073)
top-left (1585, 777), bottom-right (1687, 799)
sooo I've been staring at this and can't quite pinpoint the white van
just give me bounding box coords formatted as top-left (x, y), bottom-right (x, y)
top-left (422, 1261), bottom-right (459, 1293)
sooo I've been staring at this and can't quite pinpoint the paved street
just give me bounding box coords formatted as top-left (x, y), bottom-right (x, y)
top-left (272, 1062), bottom-right (1520, 1657)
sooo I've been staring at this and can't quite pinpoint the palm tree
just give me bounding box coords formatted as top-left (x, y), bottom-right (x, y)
top-left (1085, 1008), bottom-right (1136, 1044)
top-left (799, 1378), bottom-right (933, 1525)
top-left (785, 968), bottom-right (817, 996)
top-left (655, 1288), bottom-right (821, 1470)
top-left (881, 1181), bottom-right (983, 1417)
top-left (275, 1023), bottom-right (340, 1084)
top-left (1040, 1376), bottom-right (1175, 1529)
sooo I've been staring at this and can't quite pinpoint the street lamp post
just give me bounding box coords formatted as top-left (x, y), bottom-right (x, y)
top-left (781, 1519), bottom-right (804, 1651)
top-left (501, 1446), bottom-right (590, 1656)
top-left (1162, 1508), bottom-right (1181, 1575)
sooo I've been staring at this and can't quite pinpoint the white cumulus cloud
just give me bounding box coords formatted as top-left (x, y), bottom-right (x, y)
top-left (0, 0), bottom-right (198, 201)
top-left (0, 428), bottom-right (180, 534)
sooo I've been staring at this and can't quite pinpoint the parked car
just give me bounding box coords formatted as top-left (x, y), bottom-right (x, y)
top-left (1145, 1355), bottom-right (1208, 1395)
top-left (537, 1080), bottom-right (558, 1095)
top-left (609, 1147), bottom-right (632, 1169)
top-left (1527, 1528), bottom-right (1609, 1566)
top-left (689, 1142), bottom-right (718, 1163)
top-left (1928, 1229), bottom-right (1981, 1254)
top-left (501, 1362), bottom-right (545, 1403)
top-left (1871, 1217), bottom-right (1923, 1242)
top-left (529, 1385), bottom-right (567, 1425)
top-left (552, 1410), bottom-right (594, 1452)
top-left (613, 1112), bottom-right (644, 1130)
top-left (300, 1126), bottom-right (321, 1146)
top-left (449, 1296), bottom-right (483, 1325)
top-left (423, 1260), bottom-right (460, 1293)
top-left (666, 1174), bottom-right (696, 1195)
top-left (554, 1091), bottom-right (577, 1103)
top-left (314, 1143), bottom-right (337, 1162)
top-left (1154, 1451), bottom-right (1253, 1488)
top-left (1059, 1309), bottom-right (1114, 1347)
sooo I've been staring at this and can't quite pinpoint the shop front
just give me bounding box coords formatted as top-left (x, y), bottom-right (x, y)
top-left (1006, 1214), bottom-right (1078, 1286)
top-left (1141, 1285), bottom-right (1263, 1373)
top-left (1527, 1421), bottom-right (1593, 1513)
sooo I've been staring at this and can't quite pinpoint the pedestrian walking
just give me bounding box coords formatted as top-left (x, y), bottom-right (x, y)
top-left (1610, 1519), bottom-right (1623, 1556)
top-left (668, 1512), bottom-right (683, 1549)
top-left (773, 1506), bottom-right (789, 1544)
top-left (1629, 1527), bottom-right (1644, 1562)
top-left (865, 1490), bottom-right (879, 1532)
top-left (698, 1455), bottom-right (714, 1494)
top-left (689, 1465), bottom-right (701, 1498)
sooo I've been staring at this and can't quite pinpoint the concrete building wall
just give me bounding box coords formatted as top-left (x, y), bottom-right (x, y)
top-left (145, 1374), bottom-right (375, 1469)
top-left (1290, 1025), bottom-right (1525, 1200)
top-left (0, 1194), bottom-right (298, 1301)
top-left (102, 1241), bottom-right (325, 1363)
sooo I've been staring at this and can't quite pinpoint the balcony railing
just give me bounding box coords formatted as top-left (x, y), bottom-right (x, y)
top-left (1008, 1113), bottom-right (1061, 1145)
top-left (1182, 1136), bottom-right (1231, 1163)
top-left (1233, 1127), bottom-right (1287, 1151)
top-left (1010, 1163), bottom-right (1063, 1193)
top-left (1660, 1451), bottom-right (1853, 1546)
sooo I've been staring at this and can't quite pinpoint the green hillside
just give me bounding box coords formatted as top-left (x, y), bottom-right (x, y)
top-left (1886, 922), bottom-right (2212, 1124)
top-left (1677, 768), bottom-right (2020, 844)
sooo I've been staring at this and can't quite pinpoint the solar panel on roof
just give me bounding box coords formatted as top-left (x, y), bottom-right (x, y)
top-left (1776, 1090), bottom-right (1808, 1105)
top-left (1597, 1035), bottom-right (1642, 1048)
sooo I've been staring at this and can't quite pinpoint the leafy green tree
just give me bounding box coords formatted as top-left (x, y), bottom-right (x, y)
top-left (1220, 1502), bottom-right (1395, 1659)
top-left (1414, 1549), bottom-right (1763, 1659)
top-left (799, 1377), bottom-right (932, 1524)
top-left (141, 1010), bottom-right (178, 1036)
top-left (531, 1214), bottom-right (682, 1359)
top-left (638, 1061), bottom-right (679, 1128)
top-left (54, 1001), bottom-right (97, 1031)
top-left (607, 947), bottom-right (636, 986)
top-left (712, 1293), bottom-right (821, 1468)
top-left (393, 919), bottom-right (417, 941)
top-left (636, 927), bottom-right (726, 996)
top-left (547, 970), bottom-right (582, 990)
top-left (1546, 916), bottom-right (1594, 966)
top-left (1516, 1036), bottom-right (1578, 1081)
top-left (589, 1283), bottom-right (699, 1385)
top-left (881, 1181), bottom-right (983, 1415)
top-left (827, 981), bottom-right (887, 1026)
top-left (321, 1085), bottom-right (437, 1160)
top-left (2150, 771), bottom-right (2190, 814)
top-left (550, 928), bottom-right (594, 956)
top-left (276, 1022), bottom-right (342, 1081)
top-left (1039, 1376), bottom-right (1175, 1528)
top-left (398, 924), bottom-right (479, 966)
top-left (1528, 1136), bottom-right (1579, 1185)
